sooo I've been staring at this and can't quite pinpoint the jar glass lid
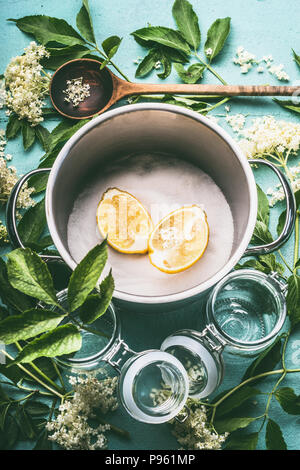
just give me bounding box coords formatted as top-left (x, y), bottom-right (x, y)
top-left (119, 350), bottom-right (189, 424)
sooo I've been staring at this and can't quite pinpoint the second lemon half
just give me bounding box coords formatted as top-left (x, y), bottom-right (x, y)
top-left (148, 205), bottom-right (209, 274)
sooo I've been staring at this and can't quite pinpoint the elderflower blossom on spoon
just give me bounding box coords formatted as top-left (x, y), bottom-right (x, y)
top-left (63, 77), bottom-right (91, 107)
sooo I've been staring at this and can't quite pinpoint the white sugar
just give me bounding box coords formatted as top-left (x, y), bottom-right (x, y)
top-left (67, 153), bottom-right (234, 297)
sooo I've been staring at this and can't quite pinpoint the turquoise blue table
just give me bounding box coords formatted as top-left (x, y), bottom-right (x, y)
top-left (0, 0), bottom-right (300, 451)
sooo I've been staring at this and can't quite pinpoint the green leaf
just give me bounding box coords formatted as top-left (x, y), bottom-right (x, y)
top-left (257, 253), bottom-right (285, 275)
top-left (256, 184), bottom-right (270, 225)
top-left (33, 429), bottom-right (52, 450)
top-left (275, 387), bottom-right (300, 415)
top-left (0, 258), bottom-right (34, 312)
top-left (277, 190), bottom-right (300, 235)
top-left (34, 125), bottom-right (51, 152)
top-left (5, 416), bottom-right (19, 449)
top-left (251, 220), bottom-right (273, 245)
top-left (156, 53), bottom-right (172, 79)
top-left (17, 199), bottom-right (46, 246)
top-left (6, 114), bottom-right (21, 140)
top-left (76, 0), bottom-right (96, 44)
top-left (102, 36), bottom-right (122, 60)
top-left (242, 336), bottom-right (282, 381)
top-left (214, 386), bottom-right (260, 418)
top-left (204, 17), bottom-right (231, 61)
top-left (17, 407), bottom-right (36, 439)
top-left (215, 417), bottom-right (256, 434)
top-left (13, 324), bottom-right (81, 364)
top-left (9, 15), bottom-right (85, 46)
top-left (174, 63), bottom-right (205, 83)
top-left (135, 49), bottom-right (160, 78)
top-left (0, 403), bottom-right (11, 431)
top-left (214, 417), bottom-right (256, 434)
top-left (21, 120), bottom-right (36, 150)
top-left (295, 259), bottom-right (300, 269)
top-left (25, 401), bottom-right (50, 417)
top-left (266, 419), bottom-right (287, 450)
top-left (6, 248), bottom-right (58, 306)
top-left (172, 0), bottom-right (200, 50)
top-left (79, 270), bottom-right (114, 324)
top-left (42, 45), bottom-right (91, 70)
top-left (292, 49), bottom-right (300, 68)
top-left (286, 274), bottom-right (300, 328)
top-left (0, 362), bottom-right (24, 385)
top-left (68, 241), bottom-right (108, 312)
top-left (48, 119), bottom-right (89, 152)
top-left (0, 306), bottom-right (9, 321)
top-left (274, 99), bottom-right (300, 115)
top-left (224, 432), bottom-right (258, 450)
top-left (131, 26), bottom-right (191, 54)
top-left (0, 308), bottom-right (65, 344)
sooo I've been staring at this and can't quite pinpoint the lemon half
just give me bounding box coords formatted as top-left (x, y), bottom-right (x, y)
top-left (148, 205), bottom-right (209, 274)
top-left (97, 188), bottom-right (153, 254)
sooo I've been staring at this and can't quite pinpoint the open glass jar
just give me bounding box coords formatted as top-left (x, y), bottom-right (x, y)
top-left (53, 290), bottom-right (189, 424)
top-left (161, 269), bottom-right (287, 399)
top-left (52, 268), bottom-right (287, 424)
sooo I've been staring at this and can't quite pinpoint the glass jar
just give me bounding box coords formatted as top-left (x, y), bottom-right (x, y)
top-left (52, 290), bottom-right (189, 424)
top-left (161, 269), bottom-right (287, 399)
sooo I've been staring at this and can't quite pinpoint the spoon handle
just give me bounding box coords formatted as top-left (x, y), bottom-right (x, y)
top-left (118, 82), bottom-right (300, 97)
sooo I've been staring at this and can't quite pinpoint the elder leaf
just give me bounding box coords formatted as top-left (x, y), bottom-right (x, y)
top-left (224, 432), bottom-right (258, 450)
top-left (21, 120), bottom-right (36, 150)
top-left (135, 49), bottom-right (161, 78)
top-left (204, 17), bottom-right (231, 61)
top-left (0, 309), bottom-right (65, 344)
top-left (76, 0), bottom-right (96, 44)
top-left (17, 199), bottom-right (46, 246)
top-left (214, 417), bottom-right (256, 434)
top-left (274, 99), bottom-right (300, 115)
top-left (79, 270), bottom-right (114, 324)
top-left (266, 419), bottom-right (287, 450)
top-left (6, 114), bottom-right (22, 140)
top-left (172, 0), bottom-right (200, 50)
top-left (0, 258), bottom-right (34, 312)
top-left (68, 240), bottom-right (108, 312)
top-left (242, 336), bottom-right (282, 381)
top-left (131, 26), bottom-right (191, 54)
top-left (292, 49), bottom-right (300, 68)
top-left (286, 274), bottom-right (300, 328)
top-left (42, 45), bottom-right (91, 70)
top-left (6, 248), bottom-right (58, 306)
top-left (175, 63), bottom-right (205, 83)
top-left (214, 386), bottom-right (261, 418)
top-left (13, 324), bottom-right (81, 364)
top-left (275, 387), bottom-right (300, 415)
top-left (9, 16), bottom-right (85, 47)
top-left (102, 36), bottom-right (122, 59)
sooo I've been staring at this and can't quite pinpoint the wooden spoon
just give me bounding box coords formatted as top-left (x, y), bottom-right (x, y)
top-left (49, 58), bottom-right (300, 120)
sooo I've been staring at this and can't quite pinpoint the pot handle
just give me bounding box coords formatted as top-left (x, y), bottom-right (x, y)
top-left (6, 168), bottom-right (62, 262)
top-left (244, 158), bottom-right (296, 256)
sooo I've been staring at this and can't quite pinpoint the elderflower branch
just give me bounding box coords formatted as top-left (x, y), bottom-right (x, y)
top-left (86, 41), bottom-right (131, 82)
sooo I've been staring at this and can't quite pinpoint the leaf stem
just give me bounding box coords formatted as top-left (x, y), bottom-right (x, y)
top-left (194, 52), bottom-right (227, 85)
top-left (0, 349), bottom-right (64, 399)
top-left (15, 341), bottom-right (64, 394)
top-left (278, 250), bottom-right (294, 274)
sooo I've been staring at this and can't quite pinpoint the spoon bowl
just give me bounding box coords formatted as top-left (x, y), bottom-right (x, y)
top-left (50, 58), bottom-right (114, 119)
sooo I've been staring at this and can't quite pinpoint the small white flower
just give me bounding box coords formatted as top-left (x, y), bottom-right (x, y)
top-left (205, 48), bottom-right (213, 56)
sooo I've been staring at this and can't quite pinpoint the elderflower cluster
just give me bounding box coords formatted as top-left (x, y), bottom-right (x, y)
top-left (232, 47), bottom-right (289, 80)
top-left (0, 79), bottom-right (6, 109)
top-left (172, 400), bottom-right (228, 450)
top-left (4, 42), bottom-right (50, 125)
top-left (46, 375), bottom-right (118, 450)
top-left (238, 116), bottom-right (300, 158)
top-left (0, 129), bottom-right (35, 209)
top-left (233, 46), bottom-right (257, 74)
top-left (225, 113), bottom-right (246, 133)
top-left (267, 163), bottom-right (300, 206)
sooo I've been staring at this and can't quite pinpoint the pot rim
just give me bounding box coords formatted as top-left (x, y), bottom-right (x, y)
top-left (46, 103), bottom-right (258, 305)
